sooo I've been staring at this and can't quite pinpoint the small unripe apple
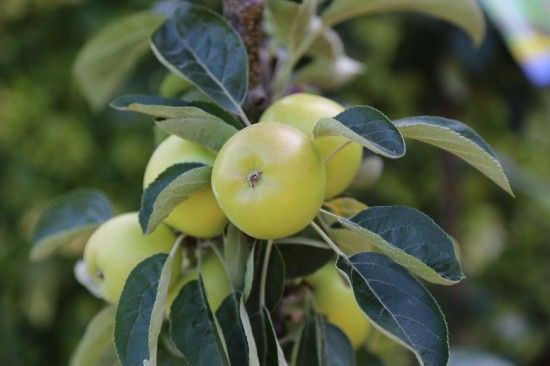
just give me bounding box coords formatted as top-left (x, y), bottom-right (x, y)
top-left (260, 93), bottom-right (363, 199)
top-left (83, 212), bottom-right (178, 303)
top-left (166, 253), bottom-right (231, 314)
top-left (144, 135), bottom-right (228, 238)
top-left (211, 122), bottom-right (325, 240)
top-left (309, 262), bottom-right (370, 348)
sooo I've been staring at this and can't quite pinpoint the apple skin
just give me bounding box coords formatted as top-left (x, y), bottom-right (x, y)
top-left (166, 253), bottom-right (231, 314)
top-left (309, 262), bottom-right (370, 348)
top-left (211, 122), bottom-right (326, 240)
top-left (84, 212), bottom-right (178, 304)
top-left (143, 135), bottom-right (228, 238)
top-left (259, 93), bottom-right (363, 199)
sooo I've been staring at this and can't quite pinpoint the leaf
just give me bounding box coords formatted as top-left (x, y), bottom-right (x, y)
top-left (216, 293), bottom-right (259, 366)
top-left (249, 307), bottom-right (288, 366)
top-left (139, 163), bottom-right (212, 234)
top-left (70, 306), bottom-right (116, 366)
top-left (151, 2), bottom-right (248, 114)
top-left (324, 197), bottom-right (368, 219)
top-left (111, 94), bottom-right (239, 151)
top-left (31, 189), bottom-right (112, 261)
top-left (394, 116), bottom-right (514, 196)
top-left (295, 55), bottom-right (364, 91)
top-left (246, 244), bottom-right (286, 314)
top-left (321, 0), bottom-right (485, 45)
top-left (224, 224), bottom-right (252, 290)
top-left (314, 106), bottom-right (405, 158)
top-left (326, 206), bottom-right (464, 285)
top-left (114, 252), bottom-right (177, 366)
top-left (73, 11), bottom-right (164, 110)
top-left (278, 244), bottom-right (333, 279)
top-left (292, 311), bottom-right (355, 366)
top-left (337, 253), bottom-right (449, 366)
top-left (169, 278), bottom-right (230, 366)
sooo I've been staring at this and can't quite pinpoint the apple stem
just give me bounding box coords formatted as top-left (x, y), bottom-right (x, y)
top-left (259, 239), bottom-right (273, 308)
top-left (323, 140), bottom-right (352, 164)
top-left (310, 221), bottom-right (347, 258)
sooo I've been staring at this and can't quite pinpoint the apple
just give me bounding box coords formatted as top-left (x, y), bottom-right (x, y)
top-left (309, 262), bottom-right (370, 348)
top-left (166, 252), bottom-right (231, 314)
top-left (259, 93), bottom-right (363, 199)
top-left (211, 122), bottom-right (325, 240)
top-left (83, 212), bottom-right (178, 304)
top-left (143, 135), bottom-right (228, 238)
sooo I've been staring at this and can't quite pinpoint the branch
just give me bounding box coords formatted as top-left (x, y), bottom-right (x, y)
top-left (223, 0), bottom-right (270, 121)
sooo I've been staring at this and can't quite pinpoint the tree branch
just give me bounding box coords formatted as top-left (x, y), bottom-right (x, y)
top-left (223, 0), bottom-right (270, 121)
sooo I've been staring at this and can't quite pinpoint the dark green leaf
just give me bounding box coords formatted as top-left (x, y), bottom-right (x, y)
top-left (31, 189), bottom-right (112, 261)
top-left (70, 306), bottom-right (116, 366)
top-left (394, 116), bottom-right (513, 196)
top-left (278, 244), bottom-right (333, 279)
top-left (73, 11), bottom-right (164, 109)
top-left (292, 310), bottom-right (355, 366)
top-left (314, 106), bottom-right (405, 158)
top-left (151, 2), bottom-right (248, 114)
top-left (139, 163), bottom-right (211, 234)
top-left (246, 244), bottom-right (286, 313)
top-left (326, 206), bottom-right (464, 285)
top-left (337, 253), bottom-right (449, 366)
top-left (250, 307), bottom-right (287, 366)
top-left (115, 254), bottom-right (167, 366)
top-left (169, 279), bottom-right (229, 366)
top-left (216, 293), bottom-right (259, 366)
top-left (321, 0), bottom-right (485, 45)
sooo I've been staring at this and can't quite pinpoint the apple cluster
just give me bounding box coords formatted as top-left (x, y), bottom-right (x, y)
top-left (81, 93), bottom-right (369, 346)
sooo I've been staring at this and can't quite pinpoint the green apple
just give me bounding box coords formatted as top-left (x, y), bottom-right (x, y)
top-left (83, 212), bottom-right (178, 304)
top-left (144, 135), bottom-right (228, 238)
top-left (260, 93), bottom-right (363, 199)
top-left (211, 122), bottom-right (325, 240)
top-left (309, 262), bottom-right (370, 348)
top-left (166, 252), bottom-right (231, 314)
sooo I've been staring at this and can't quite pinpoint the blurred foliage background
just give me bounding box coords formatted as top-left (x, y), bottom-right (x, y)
top-left (1, 0), bottom-right (549, 365)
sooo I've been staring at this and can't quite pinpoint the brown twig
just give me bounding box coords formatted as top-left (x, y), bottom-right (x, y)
top-left (223, 0), bottom-right (270, 121)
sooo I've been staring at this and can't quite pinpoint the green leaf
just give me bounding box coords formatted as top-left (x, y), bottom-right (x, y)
top-left (265, 0), bottom-right (318, 54)
top-left (337, 253), bottom-right (449, 366)
top-left (394, 116), bottom-right (514, 196)
top-left (169, 278), bottom-right (230, 366)
top-left (325, 206), bottom-right (464, 285)
top-left (151, 2), bottom-right (248, 114)
top-left (224, 224), bottom-right (252, 290)
top-left (278, 244), bottom-right (333, 279)
top-left (112, 94), bottom-right (239, 151)
top-left (292, 310), bottom-right (355, 366)
top-left (246, 244), bottom-right (286, 313)
top-left (70, 306), bottom-right (116, 366)
top-left (114, 253), bottom-right (172, 366)
top-left (295, 55), bottom-right (364, 91)
top-left (73, 11), bottom-right (164, 110)
top-left (249, 307), bottom-right (288, 366)
top-left (321, 0), bottom-right (485, 45)
top-left (31, 189), bottom-right (112, 261)
top-left (216, 293), bottom-right (259, 366)
top-left (139, 163), bottom-right (212, 234)
top-left (314, 106), bottom-right (406, 158)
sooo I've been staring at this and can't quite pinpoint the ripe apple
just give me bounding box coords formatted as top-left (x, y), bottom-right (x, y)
top-left (309, 262), bottom-right (370, 348)
top-left (211, 122), bottom-right (325, 240)
top-left (259, 93), bottom-right (363, 199)
top-left (83, 212), bottom-right (178, 304)
top-left (143, 135), bottom-right (228, 238)
top-left (166, 252), bottom-right (231, 314)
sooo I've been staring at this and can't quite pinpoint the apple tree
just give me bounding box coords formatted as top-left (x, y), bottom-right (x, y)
top-left (30, 1), bottom-right (514, 365)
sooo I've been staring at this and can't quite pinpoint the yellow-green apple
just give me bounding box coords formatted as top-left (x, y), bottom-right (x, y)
top-left (260, 93), bottom-right (363, 198)
top-left (211, 122), bottom-right (325, 239)
top-left (143, 135), bottom-right (227, 238)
